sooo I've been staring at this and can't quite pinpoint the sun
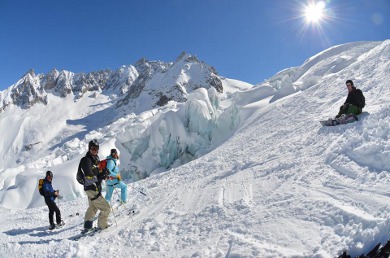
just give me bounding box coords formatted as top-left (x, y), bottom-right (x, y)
top-left (289, 0), bottom-right (335, 46)
top-left (304, 1), bottom-right (326, 24)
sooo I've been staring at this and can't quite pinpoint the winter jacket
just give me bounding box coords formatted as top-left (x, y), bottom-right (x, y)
top-left (79, 151), bottom-right (102, 193)
top-left (106, 156), bottom-right (120, 186)
top-left (42, 178), bottom-right (57, 202)
top-left (344, 87), bottom-right (365, 109)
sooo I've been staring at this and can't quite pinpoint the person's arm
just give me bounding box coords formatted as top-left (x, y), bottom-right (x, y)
top-left (107, 159), bottom-right (118, 178)
top-left (344, 92), bottom-right (352, 105)
top-left (43, 182), bottom-right (57, 198)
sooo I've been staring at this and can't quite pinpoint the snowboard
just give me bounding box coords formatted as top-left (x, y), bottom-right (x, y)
top-left (320, 114), bottom-right (358, 126)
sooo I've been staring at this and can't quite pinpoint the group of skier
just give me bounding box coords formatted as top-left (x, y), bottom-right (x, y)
top-left (41, 79), bottom-right (365, 232)
top-left (41, 140), bottom-right (128, 232)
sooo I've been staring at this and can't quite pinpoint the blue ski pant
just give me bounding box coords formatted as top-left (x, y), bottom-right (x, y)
top-left (105, 181), bottom-right (127, 203)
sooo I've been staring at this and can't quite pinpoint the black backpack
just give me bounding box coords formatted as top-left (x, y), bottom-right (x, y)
top-left (76, 158), bottom-right (85, 185)
top-left (38, 179), bottom-right (45, 196)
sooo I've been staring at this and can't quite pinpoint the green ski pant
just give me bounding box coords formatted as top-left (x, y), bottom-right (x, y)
top-left (336, 104), bottom-right (362, 118)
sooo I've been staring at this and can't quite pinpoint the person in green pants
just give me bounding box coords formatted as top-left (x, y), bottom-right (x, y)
top-left (335, 80), bottom-right (365, 118)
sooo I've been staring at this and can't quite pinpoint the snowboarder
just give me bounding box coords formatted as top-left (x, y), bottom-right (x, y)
top-left (105, 149), bottom-right (128, 204)
top-left (335, 80), bottom-right (365, 118)
top-left (42, 171), bottom-right (64, 230)
top-left (78, 139), bottom-right (110, 232)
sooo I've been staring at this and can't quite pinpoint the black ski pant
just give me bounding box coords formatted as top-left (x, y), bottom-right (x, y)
top-left (45, 199), bottom-right (61, 225)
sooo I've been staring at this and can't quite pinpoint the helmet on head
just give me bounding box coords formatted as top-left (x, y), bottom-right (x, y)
top-left (88, 139), bottom-right (99, 150)
top-left (46, 171), bottom-right (53, 178)
top-left (111, 149), bottom-right (118, 156)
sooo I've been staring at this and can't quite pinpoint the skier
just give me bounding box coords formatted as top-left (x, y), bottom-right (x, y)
top-left (42, 171), bottom-right (64, 230)
top-left (78, 139), bottom-right (110, 232)
top-left (105, 149), bottom-right (128, 204)
top-left (335, 80), bottom-right (365, 118)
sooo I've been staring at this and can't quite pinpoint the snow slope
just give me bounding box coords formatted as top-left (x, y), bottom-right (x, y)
top-left (0, 40), bottom-right (390, 257)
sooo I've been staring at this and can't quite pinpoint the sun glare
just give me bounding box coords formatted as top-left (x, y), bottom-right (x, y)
top-left (290, 0), bottom-right (335, 46)
top-left (304, 1), bottom-right (326, 24)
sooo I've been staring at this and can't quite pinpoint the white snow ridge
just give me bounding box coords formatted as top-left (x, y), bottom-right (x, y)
top-left (0, 41), bottom-right (390, 257)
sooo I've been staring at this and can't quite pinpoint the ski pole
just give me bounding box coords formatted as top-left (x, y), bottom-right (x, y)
top-left (106, 198), bottom-right (118, 227)
top-left (105, 180), bottom-right (118, 226)
top-left (114, 187), bottom-right (124, 204)
top-left (129, 184), bottom-right (147, 196)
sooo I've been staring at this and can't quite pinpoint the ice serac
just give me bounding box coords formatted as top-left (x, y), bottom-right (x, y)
top-left (121, 87), bottom-right (221, 180)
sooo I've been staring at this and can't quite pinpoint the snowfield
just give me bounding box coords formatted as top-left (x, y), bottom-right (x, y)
top-left (0, 40), bottom-right (390, 257)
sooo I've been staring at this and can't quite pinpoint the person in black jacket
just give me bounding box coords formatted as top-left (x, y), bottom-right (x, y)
top-left (78, 139), bottom-right (110, 232)
top-left (335, 80), bottom-right (365, 118)
top-left (42, 171), bottom-right (64, 230)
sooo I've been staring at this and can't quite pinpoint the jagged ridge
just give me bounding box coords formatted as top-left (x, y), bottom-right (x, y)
top-left (0, 52), bottom-right (223, 114)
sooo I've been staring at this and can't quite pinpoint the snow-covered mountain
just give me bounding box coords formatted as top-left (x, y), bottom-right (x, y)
top-left (0, 52), bottom-right (238, 175)
top-left (0, 52), bottom-right (222, 114)
top-left (0, 40), bottom-right (389, 257)
top-left (0, 52), bottom-right (251, 206)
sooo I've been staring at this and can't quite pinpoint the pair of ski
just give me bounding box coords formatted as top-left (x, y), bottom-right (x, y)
top-left (69, 206), bottom-right (139, 241)
top-left (69, 227), bottom-right (102, 241)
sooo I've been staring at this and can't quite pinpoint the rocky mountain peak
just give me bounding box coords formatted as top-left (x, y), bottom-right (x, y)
top-left (176, 51), bottom-right (199, 63)
top-left (0, 53), bottom-right (224, 113)
top-left (23, 69), bottom-right (35, 77)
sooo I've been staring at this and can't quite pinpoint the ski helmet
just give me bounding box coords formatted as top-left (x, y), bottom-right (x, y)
top-left (88, 139), bottom-right (99, 150)
top-left (46, 171), bottom-right (53, 178)
top-left (110, 149), bottom-right (118, 156)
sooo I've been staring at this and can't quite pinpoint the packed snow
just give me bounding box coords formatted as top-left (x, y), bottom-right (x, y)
top-left (0, 40), bottom-right (390, 257)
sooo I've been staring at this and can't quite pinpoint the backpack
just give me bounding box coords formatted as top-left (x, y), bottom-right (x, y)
top-left (76, 163), bottom-right (85, 185)
top-left (76, 158), bottom-right (111, 185)
top-left (98, 159), bottom-right (108, 172)
top-left (38, 179), bottom-right (45, 196)
top-left (98, 159), bottom-right (113, 176)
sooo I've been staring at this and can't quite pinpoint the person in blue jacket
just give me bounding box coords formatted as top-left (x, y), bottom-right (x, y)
top-left (105, 149), bottom-right (128, 204)
top-left (42, 171), bottom-right (64, 230)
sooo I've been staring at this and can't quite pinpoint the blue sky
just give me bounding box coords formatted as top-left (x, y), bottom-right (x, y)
top-left (0, 0), bottom-right (389, 90)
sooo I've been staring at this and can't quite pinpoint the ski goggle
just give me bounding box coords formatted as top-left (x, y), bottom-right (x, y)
top-left (90, 147), bottom-right (99, 152)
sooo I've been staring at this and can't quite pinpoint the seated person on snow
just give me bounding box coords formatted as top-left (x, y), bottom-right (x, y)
top-left (335, 79), bottom-right (365, 118)
top-left (104, 148), bottom-right (128, 204)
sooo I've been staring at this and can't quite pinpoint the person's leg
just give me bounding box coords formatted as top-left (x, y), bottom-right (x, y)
top-left (53, 202), bottom-right (62, 224)
top-left (336, 104), bottom-right (348, 118)
top-left (118, 181), bottom-right (128, 203)
top-left (84, 191), bottom-right (98, 229)
top-left (105, 185), bottom-right (114, 202)
top-left (45, 200), bottom-right (55, 226)
top-left (94, 196), bottom-right (111, 229)
top-left (346, 104), bottom-right (360, 115)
